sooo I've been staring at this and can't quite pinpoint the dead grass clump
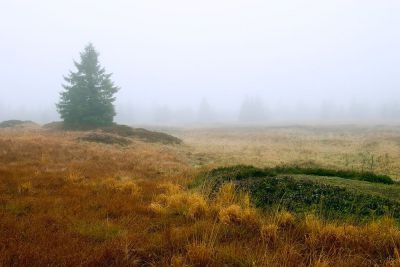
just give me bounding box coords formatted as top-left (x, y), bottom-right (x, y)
top-left (213, 184), bottom-right (262, 233)
top-left (79, 132), bottom-right (131, 146)
top-left (150, 183), bottom-right (207, 220)
top-left (17, 181), bottom-right (33, 195)
top-left (260, 223), bottom-right (279, 244)
top-left (186, 242), bottom-right (214, 266)
top-left (65, 170), bottom-right (84, 183)
top-left (102, 179), bottom-right (141, 198)
top-left (274, 210), bottom-right (295, 228)
top-left (73, 221), bottom-right (122, 242)
top-left (170, 254), bottom-right (186, 267)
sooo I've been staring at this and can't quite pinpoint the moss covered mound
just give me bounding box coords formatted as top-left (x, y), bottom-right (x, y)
top-left (0, 120), bottom-right (38, 128)
top-left (199, 165), bottom-right (400, 220)
top-left (206, 164), bottom-right (394, 184)
top-left (101, 124), bottom-right (182, 145)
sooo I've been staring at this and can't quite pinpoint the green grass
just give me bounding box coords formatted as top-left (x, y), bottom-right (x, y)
top-left (245, 176), bottom-right (400, 221)
top-left (199, 165), bottom-right (400, 221)
top-left (292, 175), bottom-right (400, 202)
top-left (204, 164), bottom-right (394, 184)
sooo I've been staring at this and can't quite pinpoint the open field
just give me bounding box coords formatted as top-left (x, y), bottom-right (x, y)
top-left (176, 125), bottom-right (400, 179)
top-left (1, 125), bottom-right (400, 266)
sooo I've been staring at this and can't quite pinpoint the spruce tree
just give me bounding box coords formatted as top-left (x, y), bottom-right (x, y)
top-left (57, 43), bottom-right (119, 128)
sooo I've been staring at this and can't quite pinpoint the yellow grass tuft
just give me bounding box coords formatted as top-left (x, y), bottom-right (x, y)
top-left (17, 181), bottom-right (33, 194)
top-left (186, 242), bottom-right (214, 266)
top-left (150, 183), bottom-right (207, 220)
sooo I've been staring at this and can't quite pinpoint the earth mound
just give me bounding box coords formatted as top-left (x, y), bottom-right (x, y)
top-left (0, 120), bottom-right (39, 129)
top-left (42, 121), bottom-right (65, 130)
top-left (198, 165), bottom-right (400, 221)
top-left (102, 124), bottom-right (182, 145)
top-left (42, 122), bottom-right (182, 145)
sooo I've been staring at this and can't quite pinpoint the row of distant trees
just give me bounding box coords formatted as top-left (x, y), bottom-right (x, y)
top-left (55, 42), bottom-right (270, 127)
top-left (2, 43), bottom-right (398, 127)
top-left (55, 44), bottom-right (268, 127)
top-left (115, 101), bottom-right (400, 125)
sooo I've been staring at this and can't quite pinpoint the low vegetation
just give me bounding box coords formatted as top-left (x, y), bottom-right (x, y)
top-left (43, 122), bottom-right (182, 145)
top-left (202, 164), bottom-right (394, 184)
top-left (0, 120), bottom-right (38, 128)
top-left (2, 127), bottom-right (400, 266)
top-left (102, 124), bottom-right (182, 144)
top-left (79, 132), bottom-right (132, 146)
top-left (199, 165), bottom-right (400, 221)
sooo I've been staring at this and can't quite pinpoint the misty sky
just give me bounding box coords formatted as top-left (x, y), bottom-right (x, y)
top-left (1, 0), bottom-right (400, 123)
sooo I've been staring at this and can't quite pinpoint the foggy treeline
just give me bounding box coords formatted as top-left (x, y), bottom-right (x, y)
top-left (1, 98), bottom-right (400, 126)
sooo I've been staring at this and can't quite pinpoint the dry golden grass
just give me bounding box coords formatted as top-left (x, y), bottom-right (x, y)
top-left (1, 127), bottom-right (400, 266)
top-left (177, 126), bottom-right (400, 179)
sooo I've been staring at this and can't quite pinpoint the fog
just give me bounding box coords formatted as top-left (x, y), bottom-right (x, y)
top-left (1, 0), bottom-right (400, 125)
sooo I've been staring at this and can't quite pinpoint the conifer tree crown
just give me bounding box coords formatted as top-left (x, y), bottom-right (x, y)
top-left (57, 43), bottom-right (119, 128)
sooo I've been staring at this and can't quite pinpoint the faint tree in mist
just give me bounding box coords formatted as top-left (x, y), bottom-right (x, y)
top-left (57, 43), bottom-right (119, 128)
top-left (197, 98), bottom-right (215, 123)
top-left (238, 96), bottom-right (267, 123)
top-left (153, 105), bottom-right (172, 124)
top-left (380, 101), bottom-right (400, 120)
top-left (347, 100), bottom-right (370, 120)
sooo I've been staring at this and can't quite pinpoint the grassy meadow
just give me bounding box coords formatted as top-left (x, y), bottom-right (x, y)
top-left (1, 125), bottom-right (400, 266)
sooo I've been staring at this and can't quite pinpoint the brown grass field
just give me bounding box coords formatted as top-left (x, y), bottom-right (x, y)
top-left (1, 125), bottom-right (400, 266)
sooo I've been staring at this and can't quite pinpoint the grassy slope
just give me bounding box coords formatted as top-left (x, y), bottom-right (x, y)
top-left (292, 175), bottom-right (400, 202)
top-left (199, 165), bottom-right (400, 220)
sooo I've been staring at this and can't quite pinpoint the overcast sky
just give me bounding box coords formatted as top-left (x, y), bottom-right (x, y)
top-left (1, 0), bottom-right (400, 123)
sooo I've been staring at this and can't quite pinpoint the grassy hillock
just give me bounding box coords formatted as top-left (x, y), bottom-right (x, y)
top-left (199, 165), bottom-right (400, 221)
top-left (102, 124), bottom-right (182, 144)
top-left (204, 164), bottom-right (394, 184)
top-left (0, 120), bottom-right (38, 128)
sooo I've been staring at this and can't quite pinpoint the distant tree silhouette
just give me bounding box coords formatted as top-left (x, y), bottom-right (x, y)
top-left (238, 96), bottom-right (267, 122)
top-left (153, 105), bottom-right (172, 123)
top-left (57, 43), bottom-right (119, 128)
top-left (197, 98), bottom-right (215, 123)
